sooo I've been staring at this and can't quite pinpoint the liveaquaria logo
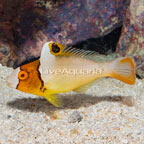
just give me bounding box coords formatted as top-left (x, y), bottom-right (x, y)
top-left (40, 68), bottom-right (104, 76)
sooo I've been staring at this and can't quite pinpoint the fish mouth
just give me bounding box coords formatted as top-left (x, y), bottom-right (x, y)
top-left (7, 68), bottom-right (20, 89)
top-left (7, 81), bottom-right (17, 88)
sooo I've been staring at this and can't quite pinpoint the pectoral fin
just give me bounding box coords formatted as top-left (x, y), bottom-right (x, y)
top-left (44, 94), bottom-right (63, 107)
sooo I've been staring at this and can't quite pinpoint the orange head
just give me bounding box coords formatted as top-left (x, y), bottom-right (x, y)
top-left (7, 59), bottom-right (44, 95)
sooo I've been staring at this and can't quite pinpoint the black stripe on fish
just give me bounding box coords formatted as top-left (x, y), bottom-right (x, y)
top-left (37, 61), bottom-right (47, 93)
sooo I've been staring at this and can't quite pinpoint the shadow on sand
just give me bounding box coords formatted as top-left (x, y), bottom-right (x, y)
top-left (7, 93), bottom-right (134, 114)
top-left (7, 94), bottom-right (133, 114)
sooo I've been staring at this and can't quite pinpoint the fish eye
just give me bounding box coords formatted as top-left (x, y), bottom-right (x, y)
top-left (18, 71), bottom-right (28, 80)
top-left (51, 43), bottom-right (60, 53)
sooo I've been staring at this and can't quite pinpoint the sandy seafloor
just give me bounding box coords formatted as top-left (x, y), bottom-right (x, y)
top-left (0, 64), bottom-right (144, 144)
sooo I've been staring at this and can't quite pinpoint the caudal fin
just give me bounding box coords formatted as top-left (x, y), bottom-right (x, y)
top-left (110, 57), bottom-right (136, 85)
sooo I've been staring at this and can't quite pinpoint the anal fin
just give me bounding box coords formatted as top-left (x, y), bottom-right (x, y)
top-left (73, 79), bottom-right (100, 93)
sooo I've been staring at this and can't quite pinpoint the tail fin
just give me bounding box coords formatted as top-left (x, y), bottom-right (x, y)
top-left (110, 57), bottom-right (136, 85)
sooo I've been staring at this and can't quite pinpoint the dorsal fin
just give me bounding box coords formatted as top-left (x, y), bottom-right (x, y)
top-left (48, 42), bottom-right (117, 62)
top-left (62, 46), bottom-right (98, 58)
top-left (40, 42), bottom-right (118, 63)
top-left (62, 46), bottom-right (118, 63)
top-left (44, 41), bottom-right (98, 58)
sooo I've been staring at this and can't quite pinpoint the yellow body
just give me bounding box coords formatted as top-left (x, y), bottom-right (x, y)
top-left (39, 56), bottom-right (108, 94)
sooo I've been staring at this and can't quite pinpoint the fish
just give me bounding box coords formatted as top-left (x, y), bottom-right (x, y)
top-left (7, 42), bottom-right (136, 107)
